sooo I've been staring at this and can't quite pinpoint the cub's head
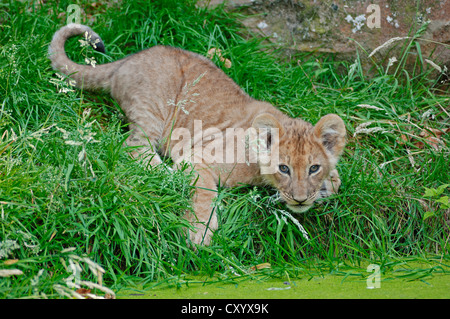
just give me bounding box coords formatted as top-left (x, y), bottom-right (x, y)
top-left (252, 113), bottom-right (346, 213)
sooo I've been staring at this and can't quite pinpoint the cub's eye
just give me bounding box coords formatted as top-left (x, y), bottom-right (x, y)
top-left (279, 165), bottom-right (290, 175)
top-left (309, 165), bottom-right (320, 174)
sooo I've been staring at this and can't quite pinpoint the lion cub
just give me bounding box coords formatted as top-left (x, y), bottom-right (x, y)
top-left (49, 24), bottom-right (346, 246)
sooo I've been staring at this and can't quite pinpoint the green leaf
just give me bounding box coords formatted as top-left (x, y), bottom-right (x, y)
top-left (423, 184), bottom-right (449, 198)
top-left (423, 211), bottom-right (435, 220)
top-left (436, 184), bottom-right (449, 196)
top-left (64, 163), bottom-right (74, 192)
top-left (415, 41), bottom-right (424, 70)
top-left (423, 187), bottom-right (437, 197)
top-left (436, 196), bottom-right (450, 209)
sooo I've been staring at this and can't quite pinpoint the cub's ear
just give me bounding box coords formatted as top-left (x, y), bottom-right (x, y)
top-left (252, 113), bottom-right (283, 131)
top-left (314, 114), bottom-right (346, 162)
top-left (251, 113), bottom-right (283, 151)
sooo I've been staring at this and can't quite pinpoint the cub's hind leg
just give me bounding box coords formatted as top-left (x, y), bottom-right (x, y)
top-left (125, 123), bottom-right (164, 167)
top-left (319, 169), bottom-right (342, 199)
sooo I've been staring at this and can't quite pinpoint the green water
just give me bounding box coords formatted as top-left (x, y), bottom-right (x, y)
top-left (117, 262), bottom-right (450, 299)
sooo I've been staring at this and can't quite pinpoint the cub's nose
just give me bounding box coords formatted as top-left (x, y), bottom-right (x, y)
top-left (293, 197), bottom-right (307, 205)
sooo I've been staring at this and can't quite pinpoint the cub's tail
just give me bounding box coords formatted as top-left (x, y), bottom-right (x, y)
top-left (48, 24), bottom-right (120, 91)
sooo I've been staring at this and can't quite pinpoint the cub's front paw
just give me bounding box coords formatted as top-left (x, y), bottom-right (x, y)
top-left (189, 223), bottom-right (213, 246)
top-left (319, 169), bottom-right (342, 198)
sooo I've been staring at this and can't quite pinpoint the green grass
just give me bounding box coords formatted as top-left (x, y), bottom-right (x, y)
top-left (0, 0), bottom-right (449, 299)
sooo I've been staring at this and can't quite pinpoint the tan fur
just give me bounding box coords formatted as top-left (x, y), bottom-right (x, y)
top-left (49, 24), bottom-right (346, 246)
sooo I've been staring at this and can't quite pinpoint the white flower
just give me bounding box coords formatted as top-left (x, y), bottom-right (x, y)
top-left (85, 57), bottom-right (96, 68)
top-left (387, 56), bottom-right (398, 68)
top-left (59, 87), bottom-right (75, 93)
top-left (425, 59), bottom-right (442, 73)
top-left (354, 122), bottom-right (390, 137)
top-left (65, 140), bottom-right (83, 146)
top-left (345, 14), bottom-right (366, 33)
top-left (82, 108), bottom-right (92, 119)
top-left (79, 31), bottom-right (100, 49)
top-left (368, 37), bottom-right (410, 57)
top-left (0, 239), bottom-right (20, 259)
top-left (78, 149), bottom-right (86, 162)
top-left (56, 126), bottom-right (69, 139)
top-left (257, 21), bottom-right (268, 29)
top-left (0, 269), bottom-right (23, 277)
top-left (78, 38), bottom-right (90, 48)
top-left (357, 104), bottom-right (383, 111)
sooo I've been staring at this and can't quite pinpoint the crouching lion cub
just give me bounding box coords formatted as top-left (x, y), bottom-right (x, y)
top-left (49, 24), bottom-right (346, 246)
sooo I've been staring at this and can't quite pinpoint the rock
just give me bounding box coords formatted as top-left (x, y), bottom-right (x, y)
top-left (201, 0), bottom-right (449, 80)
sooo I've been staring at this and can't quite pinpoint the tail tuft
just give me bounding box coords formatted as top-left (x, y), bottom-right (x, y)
top-left (95, 41), bottom-right (106, 54)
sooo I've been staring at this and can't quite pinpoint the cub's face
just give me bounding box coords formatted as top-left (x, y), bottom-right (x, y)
top-left (252, 113), bottom-right (346, 213)
top-left (273, 134), bottom-right (331, 212)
